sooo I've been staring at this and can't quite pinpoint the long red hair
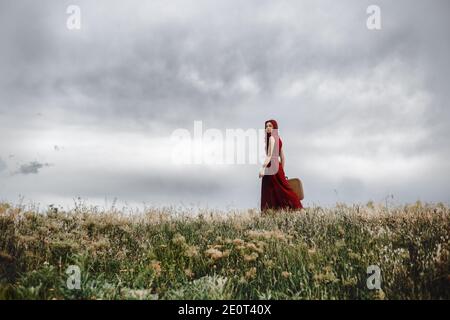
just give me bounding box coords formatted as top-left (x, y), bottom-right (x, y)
top-left (265, 119), bottom-right (280, 156)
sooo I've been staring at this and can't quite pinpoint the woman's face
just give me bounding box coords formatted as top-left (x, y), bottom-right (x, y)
top-left (265, 122), bottom-right (273, 133)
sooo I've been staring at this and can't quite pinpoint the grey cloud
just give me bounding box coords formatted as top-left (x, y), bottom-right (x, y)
top-left (4, 0), bottom-right (447, 130)
top-left (0, 0), bottom-right (449, 208)
top-left (16, 161), bottom-right (51, 175)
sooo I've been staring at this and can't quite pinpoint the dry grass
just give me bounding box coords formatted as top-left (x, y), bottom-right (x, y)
top-left (0, 200), bottom-right (449, 299)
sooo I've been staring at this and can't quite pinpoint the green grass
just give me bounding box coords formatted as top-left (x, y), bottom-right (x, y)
top-left (0, 200), bottom-right (449, 299)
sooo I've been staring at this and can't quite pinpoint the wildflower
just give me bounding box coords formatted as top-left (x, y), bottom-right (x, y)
top-left (222, 249), bottom-right (231, 258)
top-left (342, 277), bottom-right (358, 286)
top-left (247, 230), bottom-right (265, 240)
top-left (313, 266), bottom-right (338, 284)
top-left (172, 233), bottom-right (186, 246)
top-left (323, 265), bottom-right (333, 273)
top-left (245, 267), bottom-right (257, 280)
top-left (374, 289), bottom-right (386, 300)
top-left (247, 230), bottom-right (286, 241)
top-left (243, 252), bottom-right (259, 262)
top-left (269, 229), bottom-right (286, 241)
top-left (184, 245), bottom-right (199, 258)
top-left (205, 248), bottom-right (224, 260)
top-left (150, 260), bottom-right (162, 277)
top-left (246, 242), bottom-right (264, 254)
top-left (263, 260), bottom-right (275, 268)
top-left (184, 268), bottom-right (194, 278)
top-left (239, 276), bottom-right (248, 284)
top-left (256, 240), bottom-right (267, 249)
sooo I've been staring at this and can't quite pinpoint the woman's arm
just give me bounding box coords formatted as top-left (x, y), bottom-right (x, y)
top-left (259, 136), bottom-right (276, 178)
top-left (280, 147), bottom-right (285, 170)
top-left (262, 136), bottom-right (275, 168)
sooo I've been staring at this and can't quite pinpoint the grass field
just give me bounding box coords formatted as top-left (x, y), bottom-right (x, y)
top-left (0, 200), bottom-right (449, 300)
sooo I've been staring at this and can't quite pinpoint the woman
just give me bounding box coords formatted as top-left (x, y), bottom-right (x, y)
top-left (259, 119), bottom-right (303, 212)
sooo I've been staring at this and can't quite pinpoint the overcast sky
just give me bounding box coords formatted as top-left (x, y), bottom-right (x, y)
top-left (0, 0), bottom-right (449, 212)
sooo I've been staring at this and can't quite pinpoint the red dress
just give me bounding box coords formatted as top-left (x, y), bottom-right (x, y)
top-left (261, 138), bottom-right (303, 212)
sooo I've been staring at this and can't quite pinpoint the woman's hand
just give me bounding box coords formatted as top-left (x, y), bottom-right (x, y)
top-left (259, 167), bottom-right (265, 178)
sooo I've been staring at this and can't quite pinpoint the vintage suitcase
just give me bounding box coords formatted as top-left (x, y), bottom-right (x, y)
top-left (287, 177), bottom-right (304, 200)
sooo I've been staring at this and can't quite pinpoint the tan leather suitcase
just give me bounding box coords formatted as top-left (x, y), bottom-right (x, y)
top-left (287, 178), bottom-right (304, 200)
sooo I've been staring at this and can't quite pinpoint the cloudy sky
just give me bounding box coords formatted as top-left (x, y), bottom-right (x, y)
top-left (0, 0), bottom-right (449, 212)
